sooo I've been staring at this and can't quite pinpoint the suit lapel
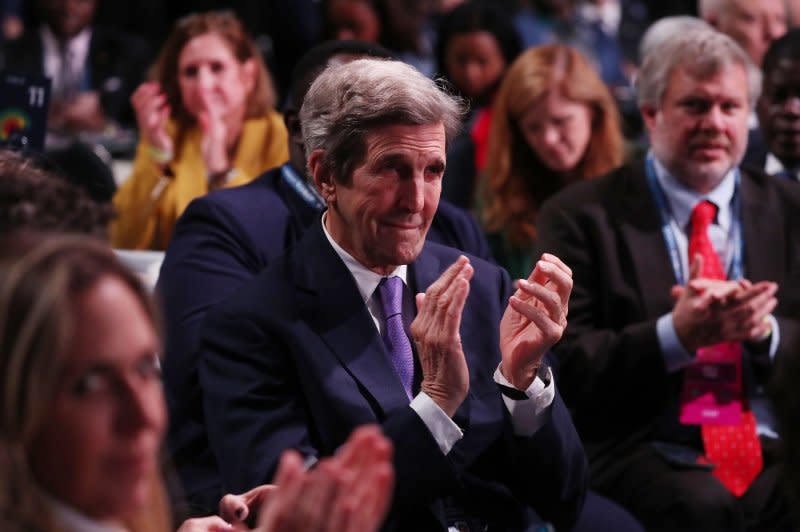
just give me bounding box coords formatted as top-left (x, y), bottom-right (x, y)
top-left (615, 165), bottom-right (677, 317)
top-left (740, 170), bottom-right (786, 284)
top-left (292, 221), bottom-right (411, 417)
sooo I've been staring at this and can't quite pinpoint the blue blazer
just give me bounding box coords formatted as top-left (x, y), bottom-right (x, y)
top-left (160, 164), bottom-right (495, 514)
top-left (197, 219), bottom-right (588, 531)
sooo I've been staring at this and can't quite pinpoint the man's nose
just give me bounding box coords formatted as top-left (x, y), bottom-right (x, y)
top-left (700, 105), bottom-right (726, 131)
top-left (781, 95), bottom-right (800, 117)
top-left (400, 173), bottom-right (425, 212)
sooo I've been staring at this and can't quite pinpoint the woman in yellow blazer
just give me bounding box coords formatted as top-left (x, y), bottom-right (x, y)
top-left (112, 11), bottom-right (288, 250)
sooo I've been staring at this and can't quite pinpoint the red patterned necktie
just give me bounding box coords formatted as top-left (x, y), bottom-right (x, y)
top-left (688, 200), bottom-right (763, 496)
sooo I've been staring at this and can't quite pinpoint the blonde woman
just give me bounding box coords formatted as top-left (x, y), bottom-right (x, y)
top-left (112, 11), bottom-right (288, 250)
top-left (0, 233), bottom-right (392, 532)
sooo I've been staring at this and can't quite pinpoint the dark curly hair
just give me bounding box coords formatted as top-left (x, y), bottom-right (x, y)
top-left (0, 150), bottom-right (113, 238)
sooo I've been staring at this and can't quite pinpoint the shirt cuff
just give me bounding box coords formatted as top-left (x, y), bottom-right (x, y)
top-left (766, 314), bottom-right (780, 361)
top-left (657, 313), bottom-right (694, 372)
top-left (493, 365), bottom-right (555, 437)
top-left (410, 392), bottom-right (464, 455)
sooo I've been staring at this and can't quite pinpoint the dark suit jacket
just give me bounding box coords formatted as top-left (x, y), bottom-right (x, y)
top-left (160, 164), bottom-right (494, 513)
top-left (534, 162), bottom-right (800, 480)
top-left (4, 25), bottom-right (149, 126)
top-left (197, 219), bottom-right (587, 530)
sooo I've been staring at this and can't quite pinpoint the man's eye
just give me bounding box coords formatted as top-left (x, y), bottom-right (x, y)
top-left (682, 100), bottom-right (708, 113)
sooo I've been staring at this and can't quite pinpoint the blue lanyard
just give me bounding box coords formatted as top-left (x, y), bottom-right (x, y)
top-left (643, 155), bottom-right (743, 285)
top-left (280, 164), bottom-right (326, 210)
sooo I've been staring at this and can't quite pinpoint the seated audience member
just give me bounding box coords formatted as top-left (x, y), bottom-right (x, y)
top-left (0, 148), bottom-right (112, 237)
top-left (535, 28), bottom-right (800, 531)
top-left (194, 57), bottom-right (588, 531)
top-left (160, 40), bottom-right (493, 516)
top-left (699, 0), bottom-right (787, 68)
top-left (698, 0), bottom-right (787, 163)
top-left (0, 232), bottom-right (394, 532)
top-left (481, 44), bottom-right (624, 280)
top-left (322, 0), bottom-right (381, 43)
top-left (746, 29), bottom-right (800, 180)
top-left (4, 0), bottom-right (149, 135)
top-left (111, 11), bottom-right (288, 250)
top-left (436, 1), bottom-right (522, 209)
top-left (320, 0), bottom-right (437, 74)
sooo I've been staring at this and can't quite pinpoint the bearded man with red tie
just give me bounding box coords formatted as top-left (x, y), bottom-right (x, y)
top-left (535, 27), bottom-right (800, 531)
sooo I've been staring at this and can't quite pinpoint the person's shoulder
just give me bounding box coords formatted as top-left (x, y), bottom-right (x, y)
top-left (178, 168), bottom-right (290, 230)
top-left (544, 162), bottom-right (640, 211)
top-left (741, 164), bottom-right (800, 199)
top-left (198, 168), bottom-right (285, 209)
top-left (206, 245), bottom-right (299, 323)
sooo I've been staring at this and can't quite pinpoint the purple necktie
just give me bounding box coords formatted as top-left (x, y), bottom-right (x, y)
top-left (378, 276), bottom-right (414, 399)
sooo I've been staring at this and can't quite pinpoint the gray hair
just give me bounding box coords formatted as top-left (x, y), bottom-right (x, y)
top-left (639, 16), bottom-right (713, 64)
top-left (636, 28), bottom-right (762, 109)
top-left (300, 58), bottom-right (465, 183)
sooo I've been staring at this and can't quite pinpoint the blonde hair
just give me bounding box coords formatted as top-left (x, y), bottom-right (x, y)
top-left (483, 44), bottom-right (624, 248)
top-left (0, 233), bottom-right (170, 532)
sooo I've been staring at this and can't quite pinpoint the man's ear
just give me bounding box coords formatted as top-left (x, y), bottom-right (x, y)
top-left (640, 104), bottom-right (657, 133)
top-left (309, 149), bottom-right (336, 203)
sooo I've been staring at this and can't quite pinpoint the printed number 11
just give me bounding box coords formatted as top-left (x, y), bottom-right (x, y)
top-left (28, 86), bottom-right (45, 107)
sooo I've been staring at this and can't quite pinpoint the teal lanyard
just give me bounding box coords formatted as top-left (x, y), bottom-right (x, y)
top-left (643, 155), bottom-right (744, 285)
top-left (280, 164), bottom-right (325, 210)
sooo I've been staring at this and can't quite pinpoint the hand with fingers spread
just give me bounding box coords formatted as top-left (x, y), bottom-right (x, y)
top-left (410, 255), bottom-right (474, 418)
top-left (131, 81), bottom-right (173, 157)
top-left (256, 425), bottom-right (394, 532)
top-left (198, 90), bottom-right (231, 177)
top-left (499, 253), bottom-right (573, 390)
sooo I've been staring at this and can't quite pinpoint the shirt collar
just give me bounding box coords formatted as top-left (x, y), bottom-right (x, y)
top-left (651, 155), bottom-right (737, 231)
top-left (765, 152), bottom-right (799, 180)
top-left (45, 495), bottom-right (127, 532)
top-left (41, 25), bottom-right (92, 58)
top-left (320, 212), bottom-right (408, 303)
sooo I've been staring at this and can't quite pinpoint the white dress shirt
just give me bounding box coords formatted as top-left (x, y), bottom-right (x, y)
top-left (41, 25), bottom-right (91, 98)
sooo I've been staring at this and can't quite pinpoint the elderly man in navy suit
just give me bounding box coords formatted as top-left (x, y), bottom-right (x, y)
top-left (160, 40), bottom-right (494, 516)
top-left (196, 58), bottom-right (587, 531)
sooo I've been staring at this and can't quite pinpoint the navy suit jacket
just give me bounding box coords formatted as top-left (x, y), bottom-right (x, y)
top-left (534, 162), bottom-right (800, 482)
top-left (197, 219), bottom-right (587, 530)
top-left (160, 164), bottom-right (495, 513)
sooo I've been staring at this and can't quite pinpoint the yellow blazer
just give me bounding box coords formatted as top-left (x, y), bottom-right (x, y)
top-left (111, 111), bottom-right (288, 250)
